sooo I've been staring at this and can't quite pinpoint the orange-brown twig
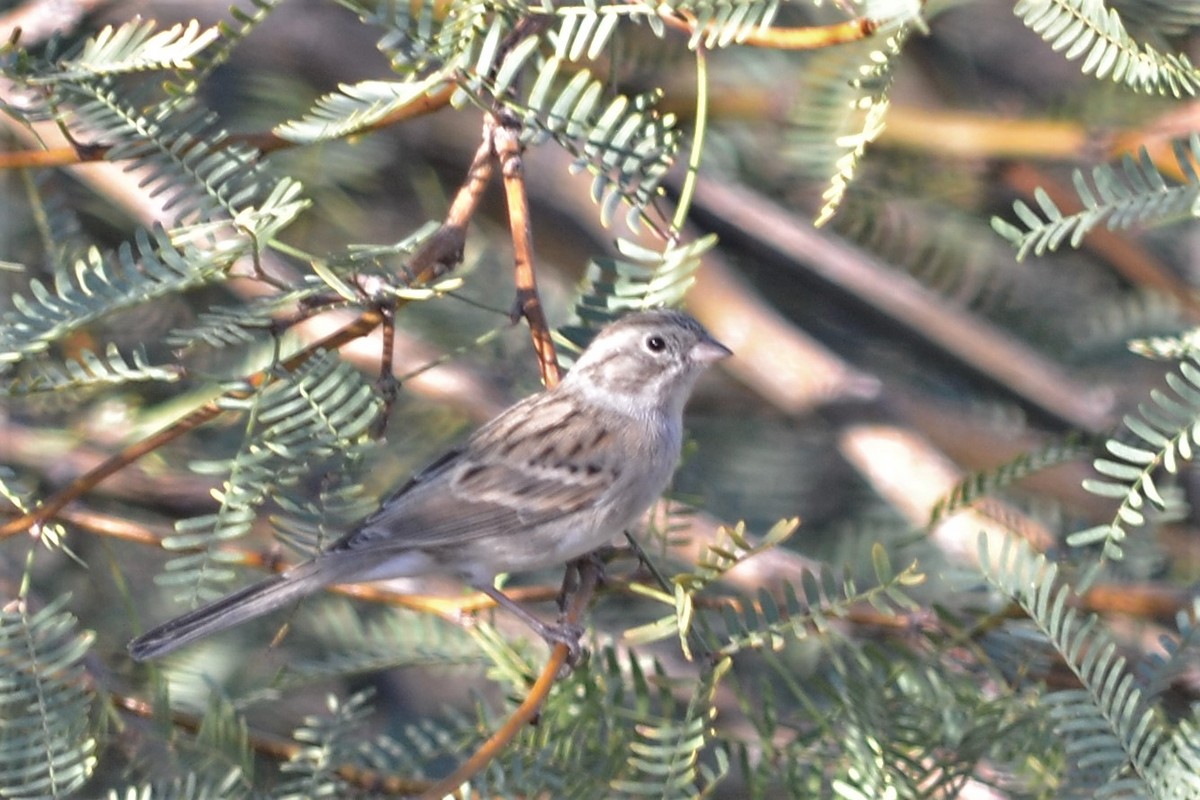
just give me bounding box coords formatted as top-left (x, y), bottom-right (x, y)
top-left (112, 690), bottom-right (430, 796)
top-left (0, 85), bottom-right (456, 171)
top-left (658, 5), bottom-right (880, 49)
top-left (373, 303), bottom-right (400, 437)
top-left (416, 557), bottom-right (601, 800)
top-left (55, 500), bottom-right (565, 623)
top-left (493, 114), bottom-right (560, 387)
top-left (112, 691), bottom-right (299, 761)
top-left (1, 115), bottom-right (499, 540)
top-left (65, 495), bottom-right (1200, 628)
top-left (0, 310), bottom-right (385, 539)
top-left (406, 125), bottom-right (495, 281)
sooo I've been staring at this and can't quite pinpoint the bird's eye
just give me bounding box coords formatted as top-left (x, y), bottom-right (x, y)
top-left (645, 335), bottom-right (667, 353)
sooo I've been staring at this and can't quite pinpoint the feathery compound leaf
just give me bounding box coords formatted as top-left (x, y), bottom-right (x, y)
top-left (107, 769), bottom-right (251, 800)
top-left (2, 343), bottom-right (181, 395)
top-left (273, 691), bottom-right (374, 800)
top-left (735, 639), bottom-right (1010, 799)
top-left (359, 0), bottom-right (482, 77)
top-left (270, 468), bottom-right (379, 559)
top-left (1141, 598), bottom-right (1200, 699)
top-left (684, 1), bottom-right (781, 49)
top-left (37, 19), bottom-right (218, 81)
top-left (165, 0), bottom-right (287, 99)
top-left (59, 78), bottom-right (294, 223)
top-left (194, 696), bottom-right (255, 785)
top-left (279, 604), bottom-right (483, 683)
top-left (623, 519), bottom-right (797, 656)
top-left (0, 468), bottom-right (31, 517)
top-left (1110, 0), bottom-right (1200, 36)
top-left (930, 434), bottom-right (1090, 524)
top-left (0, 596), bottom-right (97, 799)
top-left (505, 55), bottom-right (680, 229)
top-left (166, 294), bottom-right (299, 350)
top-left (556, 235), bottom-right (716, 361)
top-left (274, 71), bottom-right (451, 144)
top-left (354, 3), bottom-right (678, 228)
top-left (552, 6), bottom-right (624, 62)
top-left (978, 533), bottom-right (1194, 797)
top-left (0, 176), bottom-right (304, 367)
top-left (612, 658), bottom-right (730, 798)
top-left (619, 522), bottom-right (796, 652)
top-left (0, 226), bottom-right (223, 366)
top-left (1014, 0), bottom-right (1200, 96)
top-left (777, 20), bottom-right (912, 226)
top-left (159, 351), bottom-right (382, 603)
top-left (0, 179), bottom-right (305, 368)
top-left (677, 518), bottom-right (797, 594)
top-left (994, 137), bottom-right (1200, 258)
top-left (1071, 356), bottom-right (1200, 570)
top-left (714, 548), bottom-right (923, 658)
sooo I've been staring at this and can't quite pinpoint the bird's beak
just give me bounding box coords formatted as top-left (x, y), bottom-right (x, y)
top-left (691, 334), bottom-right (732, 364)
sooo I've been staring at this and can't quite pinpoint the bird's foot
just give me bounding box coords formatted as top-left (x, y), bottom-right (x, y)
top-left (533, 619), bottom-right (586, 669)
top-left (473, 581), bottom-right (587, 671)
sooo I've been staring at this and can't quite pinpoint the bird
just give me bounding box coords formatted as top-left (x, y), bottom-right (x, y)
top-left (128, 309), bottom-right (731, 661)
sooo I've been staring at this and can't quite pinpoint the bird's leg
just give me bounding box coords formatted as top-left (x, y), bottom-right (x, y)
top-left (473, 582), bottom-right (584, 663)
top-left (623, 530), bottom-right (671, 594)
top-left (557, 548), bottom-right (613, 613)
top-left (555, 560), bottom-right (580, 614)
top-left (371, 301), bottom-right (400, 437)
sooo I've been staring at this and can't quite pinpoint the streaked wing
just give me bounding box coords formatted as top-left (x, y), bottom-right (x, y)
top-left (330, 392), bottom-right (622, 554)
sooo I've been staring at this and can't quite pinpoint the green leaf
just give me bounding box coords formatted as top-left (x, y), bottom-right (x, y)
top-left (1066, 524), bottom-right (1116, 547)
top-left (0, 597), bottom-right (97, 798)
top-left (870, 543), bottom-right (894, 584)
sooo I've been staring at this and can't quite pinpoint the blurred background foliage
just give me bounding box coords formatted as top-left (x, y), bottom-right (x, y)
top-left (1, 0), bottom-right (1200, 797)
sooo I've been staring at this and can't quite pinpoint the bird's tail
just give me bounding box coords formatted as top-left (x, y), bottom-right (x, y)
top-left (128, 563), bottom-right (331, 661)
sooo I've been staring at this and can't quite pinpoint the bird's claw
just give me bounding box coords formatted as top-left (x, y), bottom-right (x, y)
top-left (537, 620), bottom-right (586, 670)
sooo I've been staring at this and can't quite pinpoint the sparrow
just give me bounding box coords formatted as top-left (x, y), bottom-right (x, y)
top-left (129, 309), bottom-right (730, 660)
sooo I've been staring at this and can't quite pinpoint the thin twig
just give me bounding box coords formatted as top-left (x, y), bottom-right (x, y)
top-left (116, 565), bottom-right (590, 799)
top-left (1, 117), bottom-right (502, 539)
top-left (410, 113), bottom-right (584, 799)
top-left (0, 311), bottom-right (385, 538)
top-left (0, 85), bottom-right (456, 170)
top-left (111, 690), bottom-right (431, 796)
top-left (656, 4), bottom-right (881, 49)
top-left (111, 691), bottom-right (298, 761)
top-left (670, 44), bottom-right (708, 237)
top-left (52, 486), bottom-right (1197, 643)
top-left (406, 126), bottom-right (495, 280)
top-left (416, 558), bottom-right (602, 800)
top-left (493, 113), bottom-right (560, 387)
top-left (373, 302), bottom-right (399, 437)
